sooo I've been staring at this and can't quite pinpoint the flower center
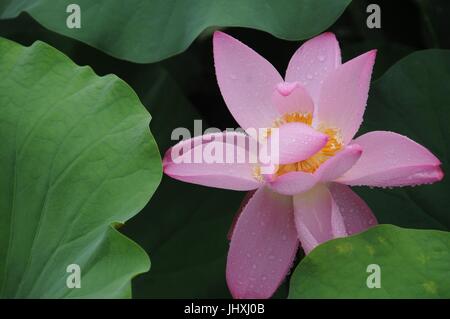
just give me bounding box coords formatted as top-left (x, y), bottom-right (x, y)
top-left (253, 112), bottom-right (343, 180)
top-left (276, 112), bottom-right (342, 175)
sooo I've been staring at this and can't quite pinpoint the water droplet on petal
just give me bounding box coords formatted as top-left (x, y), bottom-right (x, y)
top-left (307, 73), bottom-right (313, 80)
top-left (318, 55), bottom-right (326, 62)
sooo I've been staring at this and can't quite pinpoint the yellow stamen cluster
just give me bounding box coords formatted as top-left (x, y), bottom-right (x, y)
top-left (275, 112), bottom-right (313, 127)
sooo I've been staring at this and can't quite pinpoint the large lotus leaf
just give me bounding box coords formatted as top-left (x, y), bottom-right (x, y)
top-left (0, 37), bottom-right (161, 298)
top-left (0, 0), bottom-right (352, 63)
top-left (289, 225), bottom-right (450, 298)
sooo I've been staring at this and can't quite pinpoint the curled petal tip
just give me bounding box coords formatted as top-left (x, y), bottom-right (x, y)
top-left (348, 143), bottom-right (363, 154)
top-left (213, 30), bottom-right (226, 39)
top-left (321, 31), bottom-right (337, 39)
top-left (213, 31), bottom-right (232, 49)
top-left (435, 165), bottom-right (444, 182)
top-left (275, 82), bottom-right (298, 96)
top-left (367, 49), bottom-right (377, 61)
top-left (410, 164), bottom-right (444, 185)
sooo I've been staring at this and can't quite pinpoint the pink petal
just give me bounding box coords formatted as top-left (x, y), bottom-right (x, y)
top-left (213, 31), bottom-right (282, 130)
top-left (262, 122), bottom-right (329, 165)
top-left (315, 144), bottom-right (363, 182)
top-left (163, 132), bottom-right (262, 191)
top-left (337, 131), bottom-right (444, 187)
top-left (316, 50), bottom-right (376, 144)
top-left (268, 171), bottom-right (318, 195)
top-left (328, 182), bottom-right (378, 235)
top-left (285, 32), bottom-right (341, 103)
top-left (293, 185), bottom-right (339, 254)
top-left (293, 184), bottom-right (377, 254)
top-left (272, 82), bottom-right (314, 115)
top-left (227, 190), bottom-right (256, 240)
top-left (227, 186), bottom-right (298, 299)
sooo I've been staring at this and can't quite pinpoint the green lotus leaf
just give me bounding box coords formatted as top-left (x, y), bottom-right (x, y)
top-left (0, 0), bottom-right (352, 63)
top-left (0, 37), bottom-right (161, 298)
top-left (289, 225), bottom-right (450, 298)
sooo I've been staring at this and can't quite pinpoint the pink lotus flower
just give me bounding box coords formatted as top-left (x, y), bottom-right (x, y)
top-left (163, 31), bottom-right (443, 299)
